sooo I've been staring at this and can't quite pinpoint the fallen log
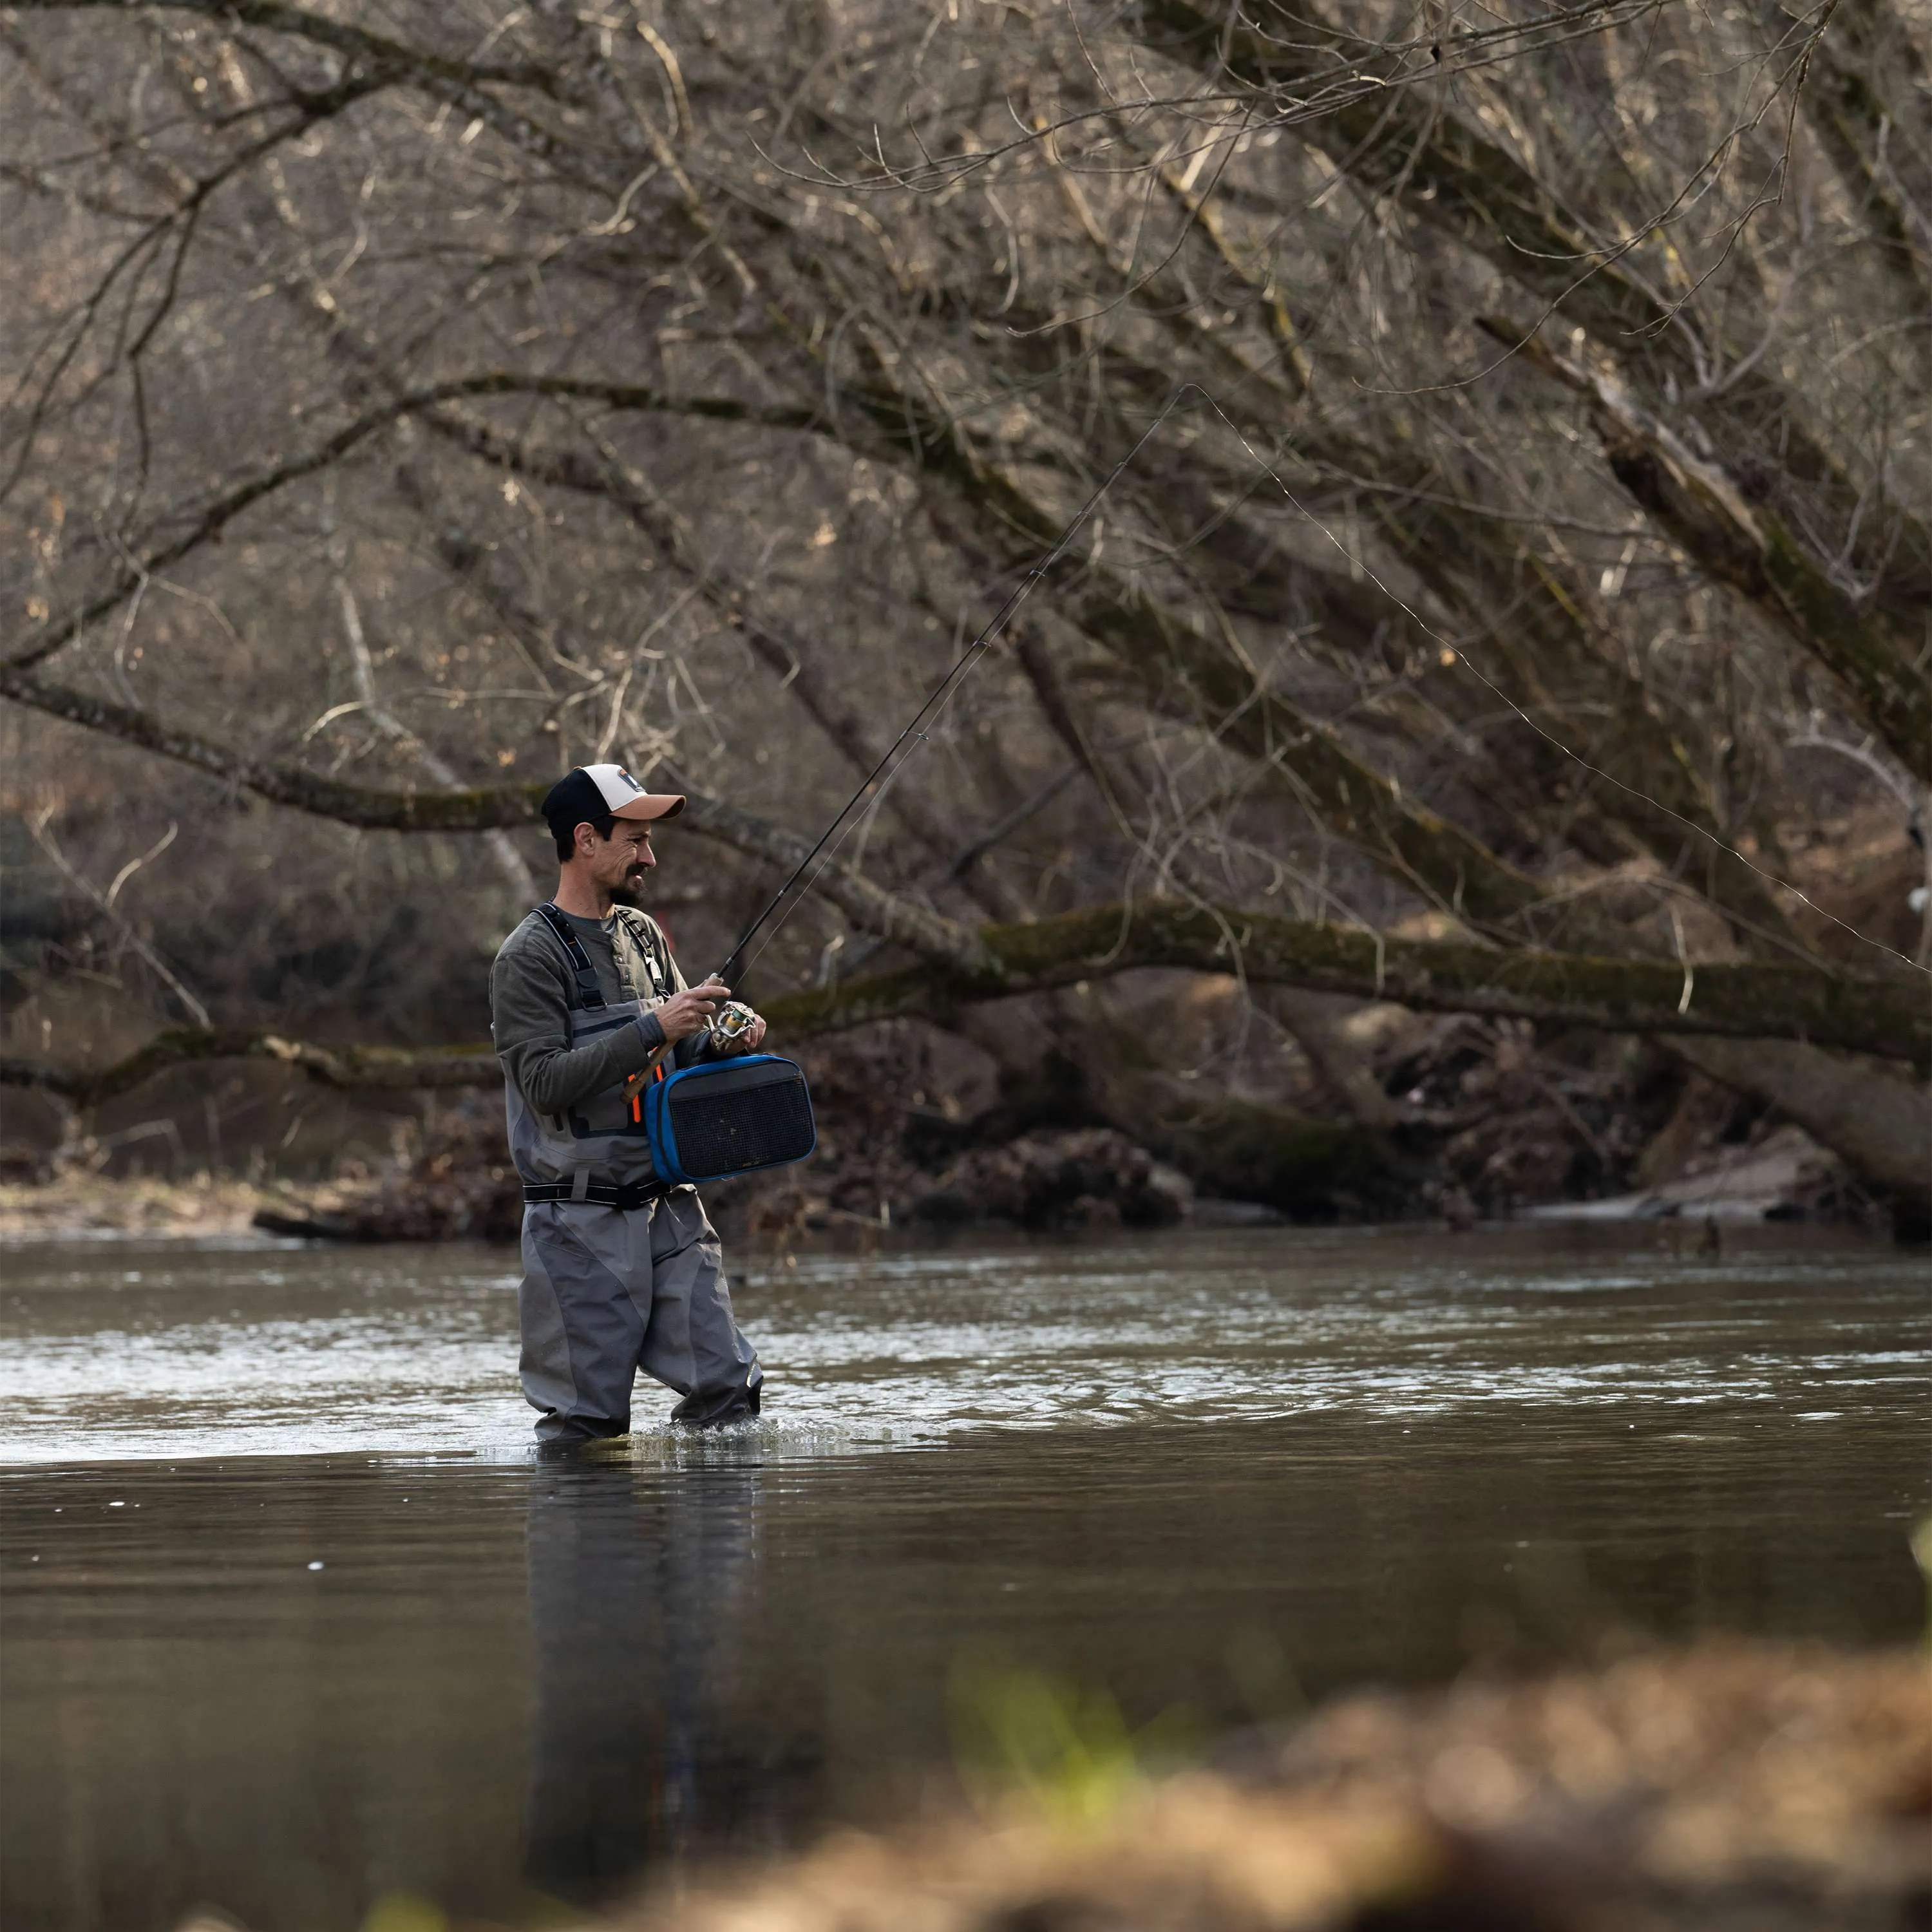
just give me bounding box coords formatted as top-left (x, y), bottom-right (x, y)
top-left (4, 901), bottom-right (1923, 1110)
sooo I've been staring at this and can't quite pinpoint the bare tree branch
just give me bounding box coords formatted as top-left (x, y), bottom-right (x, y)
top-left (1499, 321), bottom-right (1932, 784)
top-left (0, 667), bottom-right (989, 969)
top-left (1136, 0), bottom-right (1932, 674)
top-left (3, 377), bottom-right (835, 674)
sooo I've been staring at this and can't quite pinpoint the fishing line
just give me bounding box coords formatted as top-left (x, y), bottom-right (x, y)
top-left (713, 390), bottom-right (1194, 985)
top-left (1182, 389), bottom-right (1929, 978)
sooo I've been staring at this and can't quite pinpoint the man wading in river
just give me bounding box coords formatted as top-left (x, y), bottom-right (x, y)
top-left (491, 764), bottom-right (766, 1441)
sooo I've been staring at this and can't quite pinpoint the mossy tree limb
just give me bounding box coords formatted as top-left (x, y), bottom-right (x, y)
top-left (772, 902), bottom-right (1929, 1068)
top-left (9, 901), bottom-right (1920, 1110)
top-left (0, 1029), bottom-right (506, 1109)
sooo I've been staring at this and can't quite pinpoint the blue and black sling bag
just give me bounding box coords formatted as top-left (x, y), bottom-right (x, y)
top-left (533, 902), bottom-right (816, 1187)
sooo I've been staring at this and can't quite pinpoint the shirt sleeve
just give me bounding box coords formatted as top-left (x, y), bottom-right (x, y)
top-left (490, 925), bottom-right (665, 1114)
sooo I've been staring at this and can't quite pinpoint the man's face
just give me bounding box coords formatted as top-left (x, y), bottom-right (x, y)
top-left (578, 819), bottom-right (656, 897)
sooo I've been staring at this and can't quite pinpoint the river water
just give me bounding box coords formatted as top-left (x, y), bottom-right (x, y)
top-left (2, 1224), bottom-right (1926, 1932)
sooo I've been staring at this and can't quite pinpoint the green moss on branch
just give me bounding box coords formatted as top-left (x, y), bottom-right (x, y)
top-left (6, 901), bottom-right (1918, 1112)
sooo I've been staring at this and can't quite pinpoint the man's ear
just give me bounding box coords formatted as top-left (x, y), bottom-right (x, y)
top-left (573, 822), bottom-right (597, 860)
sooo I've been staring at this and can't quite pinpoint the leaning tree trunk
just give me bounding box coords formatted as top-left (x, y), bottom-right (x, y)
top-left (1667, 1039), bottom-right (1932, 1235)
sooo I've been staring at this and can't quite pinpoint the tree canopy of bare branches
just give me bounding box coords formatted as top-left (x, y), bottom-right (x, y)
top-left (2, 0), bottom-right (1927, 1208)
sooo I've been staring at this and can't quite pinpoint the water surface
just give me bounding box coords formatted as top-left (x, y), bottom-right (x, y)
top-left (2, 1225), bottom-right (1926, 1932)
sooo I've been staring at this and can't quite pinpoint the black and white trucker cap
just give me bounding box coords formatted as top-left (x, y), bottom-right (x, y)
top-left (540, 764), bottom-right (687, 842)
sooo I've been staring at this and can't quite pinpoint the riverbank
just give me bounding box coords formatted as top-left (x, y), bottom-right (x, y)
top-left (0, 1119), bottom-right (1871, 1245)
top-left (0, 1170), bottom-right (276, 1240)
top-left (3, 992), bottom-right (1906, 1242)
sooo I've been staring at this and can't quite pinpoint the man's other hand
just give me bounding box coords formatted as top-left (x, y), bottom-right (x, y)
top-left (735, 1015), bottom-right (768, 1053)
top-left (655, 978), bottom-right (726, 1043)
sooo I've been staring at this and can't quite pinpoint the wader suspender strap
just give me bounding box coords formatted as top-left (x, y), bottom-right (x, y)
top-left (533, 903), bottom-right (606, 1010)
top-left (532, 902), bottom-right (665, 1126)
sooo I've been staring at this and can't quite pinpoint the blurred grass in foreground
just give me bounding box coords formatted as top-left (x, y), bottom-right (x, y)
top-left (949, 1658), bottom-right (1201, 1824)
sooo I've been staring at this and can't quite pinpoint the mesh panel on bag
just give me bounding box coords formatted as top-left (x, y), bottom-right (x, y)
top-left (666, 1065), bottom-right (815, 1179)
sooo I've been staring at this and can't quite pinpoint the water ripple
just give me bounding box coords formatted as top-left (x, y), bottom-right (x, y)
top-left (1, 1226), bottom-right (1924, 1463)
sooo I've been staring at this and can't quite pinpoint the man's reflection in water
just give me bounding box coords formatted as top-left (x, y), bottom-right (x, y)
top-left (523, 1447), bottom-right (795, 1909)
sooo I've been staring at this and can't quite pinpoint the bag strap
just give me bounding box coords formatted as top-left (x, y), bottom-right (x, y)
top-left (609, 905), bottom-right (668, 997)
top-left (532, 902), bottom-right (607, 1011)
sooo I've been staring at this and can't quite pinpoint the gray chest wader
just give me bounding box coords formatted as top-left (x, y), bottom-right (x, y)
top-left (530, 900), bottom-right (668, 1170)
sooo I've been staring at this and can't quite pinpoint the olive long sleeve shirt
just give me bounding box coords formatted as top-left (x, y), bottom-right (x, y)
top-left (490, 905), bottom-right (705, 1116)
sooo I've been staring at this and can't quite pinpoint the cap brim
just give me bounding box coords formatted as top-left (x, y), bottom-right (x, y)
top-left (611, 793), bottom-right (686, 822)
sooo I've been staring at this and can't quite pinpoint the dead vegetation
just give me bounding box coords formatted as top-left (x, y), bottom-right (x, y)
top-left (220, 997), bottom-right (1882, 1243)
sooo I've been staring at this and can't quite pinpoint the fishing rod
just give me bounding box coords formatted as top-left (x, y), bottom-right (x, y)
top-left (708, 392), bottom-right (1191, 991)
